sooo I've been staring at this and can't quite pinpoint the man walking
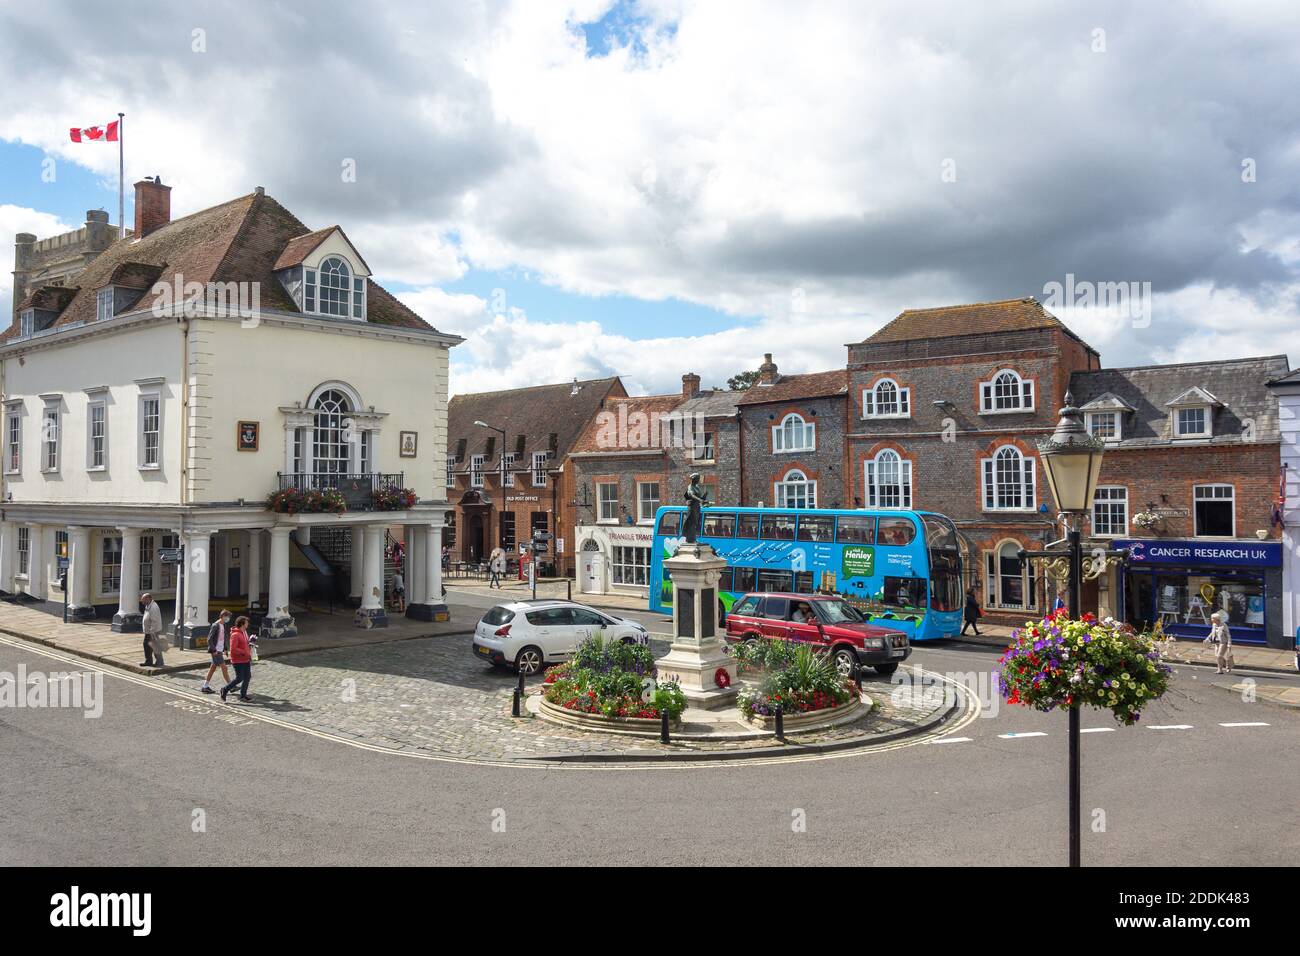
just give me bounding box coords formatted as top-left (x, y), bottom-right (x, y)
top-left (961, 586), bottom-right (981, 637)
top-left (201, 609), bottom-right (233, 694)
top-left (140, 593), bottom-right (166, 667)
top-left (488, 546), bottom-right (506, 588)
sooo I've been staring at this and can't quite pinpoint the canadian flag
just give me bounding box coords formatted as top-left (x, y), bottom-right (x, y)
top-left (69, 120), bottom-right (119, 143)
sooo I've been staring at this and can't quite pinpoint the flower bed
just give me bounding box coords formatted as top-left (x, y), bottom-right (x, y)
top-left (542, 636), bottom-right (686, 722)
top-left (265, 487), bottom-right (347, 514)
top-left (735, 642), bottom-right (856, 719)
top-left (998, 609), bottom-right (1172, 726)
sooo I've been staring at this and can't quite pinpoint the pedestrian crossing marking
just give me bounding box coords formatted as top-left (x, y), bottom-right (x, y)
top-left (1218, 722), bottom-right (1269, 727)
top-left (1147, 724), bottom-right (1193, 730)
top-left (1080, 727), bottom-right (1116, 733)
top-left (998, 731), bottom-right (1048, 738)
top-left (929, 736), bottom-right (972, 744)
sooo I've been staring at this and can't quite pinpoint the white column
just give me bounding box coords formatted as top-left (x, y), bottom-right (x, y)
top-left (349, 525), bottom-right (365, 604)
top-left (246, 529), bottom-right (262, 609)
top-left (260, 525), bottom-right (296, 638)
top-left (297, 526), bottom-right (311, 548)
top-left (66, 525), bottom-right (91, 618)
top-left (113, 527), bottom-right (143, 632)
top-left (354, 523), bottom-right (388, 627)
top-left (170, 527), bottom-right (183, 634)
top-left (425, 522), bottom-right (444, 609)
top-left (407, 525), bottom-right (426, 607)
top-left (182, 530), bottom-right (211, 640)
top-left (0, 521), bottom-right (16, 594)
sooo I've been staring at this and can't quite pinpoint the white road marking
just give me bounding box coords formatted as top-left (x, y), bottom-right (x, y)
top-left (1147, 724), bottom-right (1193, 730)
top-left (1218, 722), bottom-right (1270, 727)
top-left (1080, 727), bottom-right (1116, 733)
top-left (998, 731), bottom-right (1048, 738)
top-left (929, 736), bottom-right (972, 744)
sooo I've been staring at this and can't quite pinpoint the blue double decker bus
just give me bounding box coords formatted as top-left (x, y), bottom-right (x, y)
top-left (648, 506), bottom-right (963, 641)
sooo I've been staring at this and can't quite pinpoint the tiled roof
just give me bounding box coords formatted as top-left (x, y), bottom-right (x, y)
top-left (272, 227), bottom-right (336, 270)
top-left (1069, 355), bottom-right (1290, 445)
top-left (678, 388), bottom-right (742, 418)
top-left (863, 297), bottom-right (1085, 345)
top-left (17, 285), bottom-right (78, 312)
top-left (2, 191), bottom-right (439, 342)
top-left (570, 393), bottom-right (686, 453)
top-left (737, 369), bottom-right (848, 405)
top-left (447, 376), bottom-right (627, 466)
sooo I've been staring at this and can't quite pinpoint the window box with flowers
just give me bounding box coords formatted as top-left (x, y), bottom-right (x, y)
top-left (372, 485), bottom-right (418, 511)
top-left (265, 487), bottom-right (347, 514)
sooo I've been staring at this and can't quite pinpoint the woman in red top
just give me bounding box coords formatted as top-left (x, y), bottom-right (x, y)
top-left (220, 616), bottom-right (256, 703)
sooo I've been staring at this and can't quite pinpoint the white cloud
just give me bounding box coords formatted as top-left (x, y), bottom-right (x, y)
top-left (2, 1), bottom-right (1299, 380)
top-left (0, 204), bottom-right (76, 319)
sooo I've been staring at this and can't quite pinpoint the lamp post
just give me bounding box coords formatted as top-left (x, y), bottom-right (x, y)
top-left (1018, 392), bottom-right (1112, 868)
top-left (473, 420), bottom-right (508, 558)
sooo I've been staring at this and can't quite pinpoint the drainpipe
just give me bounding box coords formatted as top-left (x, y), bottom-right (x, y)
top-left (179, 316), bottom-right (190, 506)
top-left (735, 409), bottom-right (745, 506)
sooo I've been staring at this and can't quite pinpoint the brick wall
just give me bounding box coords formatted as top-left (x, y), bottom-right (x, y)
top-left (739, 395), bottom-right (848, 508)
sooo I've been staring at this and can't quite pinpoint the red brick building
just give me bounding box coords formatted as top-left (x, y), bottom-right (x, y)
top-left (846, 299), bottom-right (1101, 624)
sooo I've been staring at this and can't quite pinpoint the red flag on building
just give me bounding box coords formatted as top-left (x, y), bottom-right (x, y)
top-left (69, 120), bottom-right (119, 143)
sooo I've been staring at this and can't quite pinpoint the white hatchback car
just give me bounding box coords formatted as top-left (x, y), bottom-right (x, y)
top-left (472, 600), bottom-right (651, 674)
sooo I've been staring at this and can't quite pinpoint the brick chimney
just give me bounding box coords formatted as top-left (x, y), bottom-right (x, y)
top-left (758, 353), bottom-right (779, 385)
top-left (133, 176), bottom-right (172, 238)
top-left (682, 372), bottom-right (701, 398)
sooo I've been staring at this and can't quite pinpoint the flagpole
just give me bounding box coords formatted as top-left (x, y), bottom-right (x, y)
top-left (117, 112), bottom-right (125, 239)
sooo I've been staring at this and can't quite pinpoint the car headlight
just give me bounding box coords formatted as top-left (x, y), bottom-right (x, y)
top-left (864, 638), bottom-right (883, 648)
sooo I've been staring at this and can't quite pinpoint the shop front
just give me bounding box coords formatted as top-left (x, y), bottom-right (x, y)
top-left (1115, 538), bottom-right (1284, 647)
top-left (575, 524), bottom-right (655, 598)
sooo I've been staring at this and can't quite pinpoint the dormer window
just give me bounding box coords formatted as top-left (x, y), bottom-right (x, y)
top-left (980, 370), bottom-right (1034, 414)
top-left (304, 256), bottom-right (365, 320)
top-left (1086, 411), bottom-right (1121, 441)
top-left (18, 309), bottom-right (34, 338)
top-left (1165, 386), bottom-right (1219, 440)
top-left (96, 288), bottom-right (115, 322)
top-left (1175, 406), bottom-right (1209, 438)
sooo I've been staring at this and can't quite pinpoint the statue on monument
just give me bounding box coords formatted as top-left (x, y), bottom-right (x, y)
top-left (680, 472), bottom-right (708, 546)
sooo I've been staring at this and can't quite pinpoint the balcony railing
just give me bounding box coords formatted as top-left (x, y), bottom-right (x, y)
top-left (275, 472), bottom-right (405, 512)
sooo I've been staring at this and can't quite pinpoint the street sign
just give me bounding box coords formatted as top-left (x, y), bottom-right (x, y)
top-left (534, 532), bottom-right (554, 541)
top-left (159, 548), bottom-right (184, 564)
top-left (533, 541), bottom-right (550, 554)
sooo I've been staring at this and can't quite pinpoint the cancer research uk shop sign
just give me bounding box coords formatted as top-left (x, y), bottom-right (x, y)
top-left (1116, 540), bottom-right (1282, 569)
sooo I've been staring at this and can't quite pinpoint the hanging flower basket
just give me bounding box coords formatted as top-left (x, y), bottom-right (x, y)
top-left (998, 609), bottom-right (1172, 726)
top-left (1131, 511), bottom-right (1161, 533)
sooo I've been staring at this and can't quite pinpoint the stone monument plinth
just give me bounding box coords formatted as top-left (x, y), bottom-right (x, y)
top-left (654, 542), bottom-right (738, 707)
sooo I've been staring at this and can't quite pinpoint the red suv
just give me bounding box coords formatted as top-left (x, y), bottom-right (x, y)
top-left (724, 592), bottom-right (910, 676)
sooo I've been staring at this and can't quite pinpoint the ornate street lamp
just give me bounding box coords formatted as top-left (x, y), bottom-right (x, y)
top-left (1018, 392), bottom-right (1121, 867)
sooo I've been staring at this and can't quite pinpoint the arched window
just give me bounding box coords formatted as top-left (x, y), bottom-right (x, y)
top-left (312, 388), bottom-right (352, 483)
top-left (981, 445), bottom-right (1036, 510)
top-left (772, 413), bottom-right (815, 453)
top-left (864, 379), bottom-right (911, 418)
top-left (865, 449), bottom-right (912, 509)
top-left (980, 369), bottom-right (1034, 413)
top-left (775, 469), bottom-right (816, 509)
top-left (984, 539), bottom-right (1038, 611)
top-left (317, 256), bottom-right (352, 317)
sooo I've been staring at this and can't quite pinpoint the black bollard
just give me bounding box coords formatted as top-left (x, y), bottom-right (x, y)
top-left (774, 703), bottom-right (784, 740)
top-left (517, 670), bottom-right (526, 696)
top-left (511, 686), bottom-right (521, 718)
top-left (660, 708), bottom-right (670, 744)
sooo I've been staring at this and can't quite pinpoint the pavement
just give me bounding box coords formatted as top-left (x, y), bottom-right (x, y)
top-left (2, 632), bottom-right (1296, 865)
top-left (0, 600), bottom-right (474, 675)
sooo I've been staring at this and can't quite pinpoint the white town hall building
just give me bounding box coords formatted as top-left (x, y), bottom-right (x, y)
top-left (1, 178), bottom-right (460, 641)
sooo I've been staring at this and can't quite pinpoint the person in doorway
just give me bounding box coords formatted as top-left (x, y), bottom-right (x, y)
top-left (220, 616), bottom-right (255, 703)
top-left (201, 609), bottom-right (233, 693)
top-left (488, 546), bottom-right (506, 588)
top-left (392, 569), bottom-right (406, 612)
top-left (1204, 611), bottom-right (1233, 674)
top-left (961, 587), bottom-right (981, 636)
top-left (140, 593), bottom-right (166, 667)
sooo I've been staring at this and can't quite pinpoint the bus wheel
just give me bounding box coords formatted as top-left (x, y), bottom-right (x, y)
top-left (831, 647), bottom-right (857, 678)
top-left (873, 662), bottom-right (899, 677)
